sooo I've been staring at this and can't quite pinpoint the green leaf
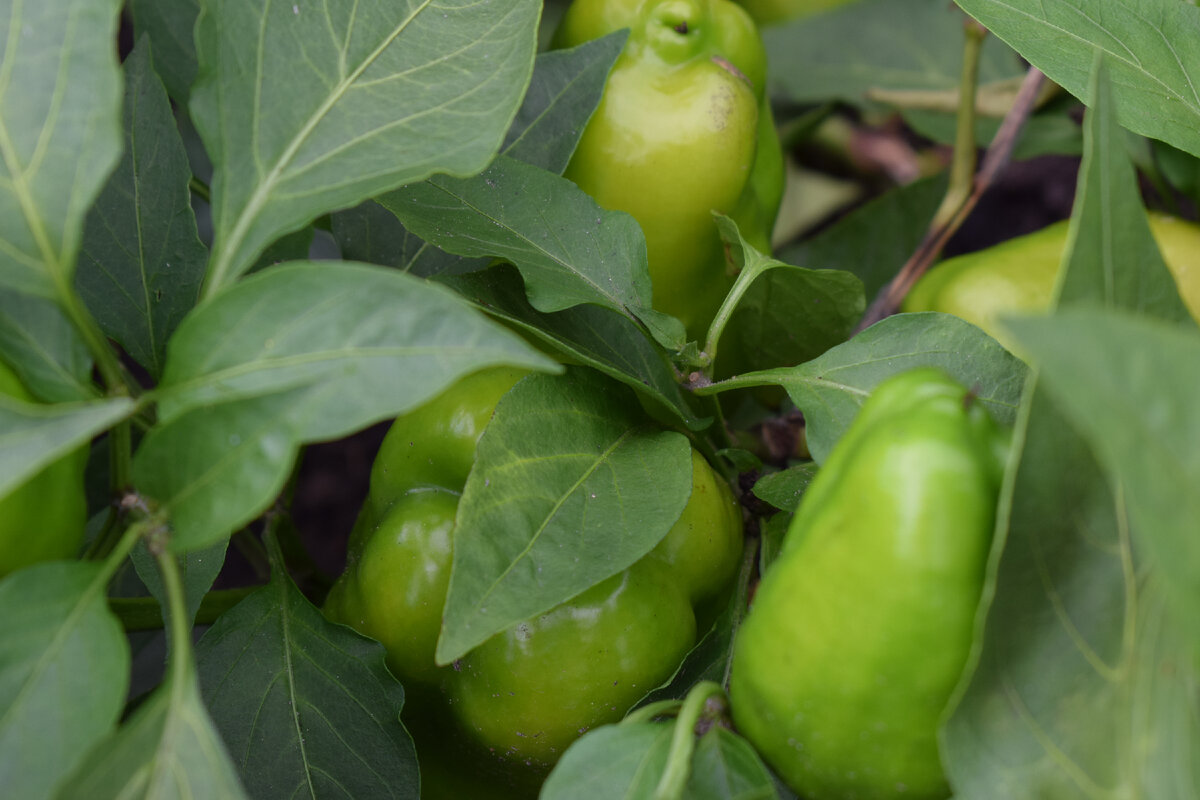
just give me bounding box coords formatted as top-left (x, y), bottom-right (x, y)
top-left (436, 369), bottom-right (694, 663)
top-left (137, 263), bottom-right (557, 551)
top-left (777, 174), bottom-right (948, 302)
top-left (379, 155), bottom-right (686, 351)
top-left (942, 58), bottom-right (1200, 799)
top-left (131, 539), bottom-right (229, 628)
top-left (195, 560), bottom-right (418, 798)
top-left (0, 0), bottom-right (124, 297)
top-left (444, 263), bottom-right (706, 430)
top-left (702, 312), bottom-right (1026, 463)
top-left (0, 289), bottom-right (94, 402)
top-left (1006, 310), bottom-right (1200, 622)
top-left (688, 728), bottom-right (779, 800)
top-left (502, 31), bottom-right (628, 174)
top-left (76, 38), bottom-right (209, 380)
top-left (751, 465), bottom-right (817, 514)
top-left (902, 106), bottom-right (1084, 162)
top-left (0, 563), bottom-right (130, 800)
top-left (541, 723), bottom-right (674, 799)
top-left (129, 0), bottom-right (200, 103)
top-left (0, 396), bottom-right (135, 498)
top-left (191, 0), bottom-right (540, 294)
top-left (715, 217), bottom-right (865, 375)
top-left (765, 0), bottom-right (1024, 106)
top-left (332, 199), bottom-right (485, 277)
top-left (953, 0), bottom-right (1200, 159)
top-left (57, 667), bottom-right (248, 800)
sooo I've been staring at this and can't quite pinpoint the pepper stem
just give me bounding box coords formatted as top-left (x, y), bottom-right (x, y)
top-left (653, 680), bottom-right (726, 800)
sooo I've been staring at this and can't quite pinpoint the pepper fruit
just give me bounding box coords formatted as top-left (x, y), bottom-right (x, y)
top-left (554, 0), bottom-right (784, 341)
top-left (730, 368), bottom-right (1008, 800)
top-left (0, 359), bottom-right (89, 577)
top-left (325, 367), bottom-right (743, 774)
top-left (903, 213), bottom-right (1200, 352)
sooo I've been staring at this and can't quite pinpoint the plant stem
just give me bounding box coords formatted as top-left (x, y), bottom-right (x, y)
top-left (653, 681), bottom-right (726, 800)
top-left (931, 19), bottom-right (987, 231)
top-left (153, 540), bottom-right (195, 686)
top-left (621, 699), bottom-right (683, 727)
top-left (109, 587), bottom-right (257, 631)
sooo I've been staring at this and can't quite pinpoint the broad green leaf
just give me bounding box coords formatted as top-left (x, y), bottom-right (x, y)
top-left (0, 289), bottom-right (94, 402)
top-left (699, 312), bottom-right (1026, 463)
top-left (436, 369), bottom-right (693, 663)
top-left (192, 0), bottom-right (540, 295)
top-left (0, 0), bottom-right (124, 297)
top-left (247, 226), bottom-right (314, 274)
top-left (444, 263), bottom-right (705, 430)
top-left (1006, 310), bottom-right (1200, 621)
top-left (0, 396), bottom-right (135, 498)
top-left (541, 723), bottom-right (673, 799)
top-left (195, 557), bottom-right (418, 799)
top-left (0, 563), bottom-right (129, 800)
top-left (131, 539), bottom-right (229, 628)
top-left (765, 0), bottom-right (1024, 106)
top-left (953, 0), bottom-right (1200, 159)
top-left (77, 38), bottom-right (209, 380)
top-left (751, 465), bottom-right (817, 514)
top-left (130, 0), bottom-right (200, 103)
top-left (155, 262), bottom-right (556, 423)
top-left (57, 667), bottom-right (248, 800)
top-left (502, 31), bottom-right (628, 174)
top-left (777, 173), bottom-right (947, 302)
top-left (942, 59), bottom-right (1200, 799)
top-left (714, 216), bottom-right (865, 376)
top-left (332, 199), bottom-right (484, 277)
top-left (688, 729), bottom-right (778, 800)
top-left (379, 155), bottom-right (686, 351)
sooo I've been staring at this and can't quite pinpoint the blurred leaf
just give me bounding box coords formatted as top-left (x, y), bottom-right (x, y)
top-left (943, 58), bottom-right (1200, 799)
top-left (716, 216), bottom-right (865, 375)
top-left (752, 465), bottom-right (817, 513)
top-left (1155, 140), bottom-right (1200, 204)
top-left (0, 563), bottom-right (130, 800)
top-left (903, 107), bottom-right (1083, 161)
top-left (192, 0), bottom-right (539, 293)
top-left (57, 667), bottom-right (248, 800)
top-left (541, 723), bottom-right (673, 799)
top-left (0, 0), bottom-right (124, 297)
top-left (247, 226), bottom-right (313, 274)
top-left (765, 0), bottom-right (1023, 106)
top-left (131, 539), bottom-right (229, 628)
top-left (380, 155), bottom-right (685, 350)
top-left (445, 263), bottom-right (705, 430)
top-left (0, 290), bottom-right (94, 402)
top-left (195, 551), bottom-right (418, 799)
top-left (954, 0), bottom-right (1200, 159)
top-left (689, 728), bottom-right (779, 800)
top-left (703, 312), bottom-right (1026, 463)
top-left (138, 264), bottom-right (557, 552)
top-left (77, 38), bottom-right (208, 380)
top-left (778, 174), bottom-right (948, 302)
top-left (129, 0), bottom-right (200, 103)
top-left (0, 396), bottom-right (135, 498)
top-left (436, 369), bottom-right (693, 663)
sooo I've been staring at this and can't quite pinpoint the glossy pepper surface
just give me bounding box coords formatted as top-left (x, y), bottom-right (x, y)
top-left (903, 213), bottom-right (1200, 351)
top-left (555, 0), bottom-right (784, 340)
top-left (0, 359), bottom-right (88, 577)
top-left (730, 368), bottom-right (1008, 800)
top-left (325, 367), bottom-right (743, 773)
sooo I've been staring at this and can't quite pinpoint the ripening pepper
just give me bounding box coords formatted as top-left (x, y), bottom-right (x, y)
top-left (903, 213), bottom-right (1200, 352)
top-left (554, 0), bottom-right (784, 340)
top-left (0, 359), bottom-right (88, 577)
top-left (325, 367), bottom-right (743, 777)
top-left (730, 368), bottom-right (1008, 800)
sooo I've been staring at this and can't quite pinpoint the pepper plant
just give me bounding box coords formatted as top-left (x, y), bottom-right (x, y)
top-left (1, 0), bottom-right (1198, 798)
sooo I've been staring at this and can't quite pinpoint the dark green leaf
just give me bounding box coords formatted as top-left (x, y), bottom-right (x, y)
top-left (331, 200), bottom-right (483, 277)
top-left (751, 465), bottom-right (817, 514)
top-left (0, 0), bottom-right (124, 297)
top-left (379, 155), bottom-right (685, 351)
top-left (130, 0), bottom-right (200, 103)
top-left (903, 107), bottom-right (1083, 161)
top-left (247, 226), bottom-right (313, 274)
top-left (195, 560), bottom-right (418, 799)
top-left (192, 0), bottom-right (540, 293)
top-left (0, 289), bottom-right (94, 402)
top-left (131, 539), bottom-right (229, 628)
top-left (436, 369), bottom-right (694, 663)
top-left (77, 38), bottom-right (208, 379)
top-left (765, 0), bottom-right (1023, 106)
top-left (953, 0), bottom-right (1200, 159)
top-left (0, 563), bottom-right (129, 800)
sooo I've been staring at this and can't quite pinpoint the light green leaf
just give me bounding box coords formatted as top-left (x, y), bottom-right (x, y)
top-left (953, 0), bottom-right (1200, 159)
top-left (541, 723), bottom-right (673, 799)
top-left (0, 0), bottom-right (124, 297)
top-left (0, 396), bottom-right (135, 498)
top-left (0, 289), bottom-right (94, 402)
top-left (56, 668), bottom-right (248, 800)
top-left (77, 38), bottom-right (209, 380)
top-left (379, 155), bottom-right (685, 351)
top-left (0, 563), bottom-right (130, 800)
top-left (436, 369), bottom-right (693, 663)
top-left (192, 0), bottom-right (540, 295)
top-left (195, 557), bottom-right (418, 798)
